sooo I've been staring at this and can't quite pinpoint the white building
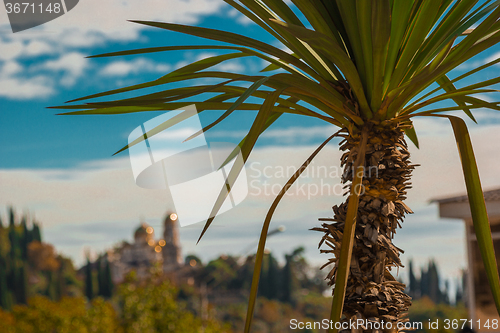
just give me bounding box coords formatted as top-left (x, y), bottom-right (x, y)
top-left (434, 188), bottom-right (500, 332)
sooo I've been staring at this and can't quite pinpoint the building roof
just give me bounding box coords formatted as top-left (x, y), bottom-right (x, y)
top-left (134, 223), bottom-right (148, 237)
top-left (432, 188), bottom-right (500, 204)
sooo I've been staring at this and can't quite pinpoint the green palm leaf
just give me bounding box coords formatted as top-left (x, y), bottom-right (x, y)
top-left (447, 116), bottom-right (500, 313)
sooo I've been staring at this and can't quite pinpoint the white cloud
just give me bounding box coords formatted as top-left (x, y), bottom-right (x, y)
top-left (0, 40), bottom-right (24, 61)
top-left (41, 52), bottom-right (89, 86)
top-left (0, 0), bottom-right (226, 47)
top-left (174, 60), bottom-right (189, 70)
top-left (100, 58), bottom-right (170, 77)
top-left (0, 75), bottom-right (54, 99)
top-left (213, 60), bottom-right (245, 72)
top-left (0, 53), bottom-right (89, 98)
top-left (24, 40), bottom-right (55, 56)
top-left (485, 51), bottom-right (500, 64)
top-left (236, 13), bottom-right (253, 26)
top-left (227, 8), bottom-right (240, 18)
top-left (0, 60), bottom-right (54, 99)
top-left (457, 50), bottom-right (500, 71)
top-left (0, 39), bottom-right (56, 61)
top-left (1, 61), bottom-right (22, 76)
top-left (43, 52), bottom-right (88, 75)
top-left (260, 125), bottom-right (336, 143)
top-left (196, 52), bottom-right (217, 61)
top-left (0, 0), bottom-right (226, 100)
top-left (224, 4), bottom-right (253, 26)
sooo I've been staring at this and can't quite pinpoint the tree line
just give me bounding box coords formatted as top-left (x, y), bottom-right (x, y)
top-left (0, 207), bottom-right (79, 310)
top-left (407, 258), bottom-right (465, 306)
top-left (189, 246), bottom-right (327, 305)
top-left (84, 254), bottom-right (114, 300)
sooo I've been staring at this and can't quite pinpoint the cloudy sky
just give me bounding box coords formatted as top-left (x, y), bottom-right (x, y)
top-left (1, 1), bottom-right (500, 295)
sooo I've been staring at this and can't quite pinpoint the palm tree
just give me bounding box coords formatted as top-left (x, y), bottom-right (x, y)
top-left (55, 1), bottom-right (500, 331)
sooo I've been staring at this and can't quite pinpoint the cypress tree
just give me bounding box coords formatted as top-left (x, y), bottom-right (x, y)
top-left (26, 217), bottom-right (34, 244)
top-left (6, 258), bottom-right (14, 302)
top-left (8, 207), bottom-right (19, 261)
top-left (45, 270), bottom-right (58, 301)
top-left (8, 207), bottom-right (15, 228)
top-left (13, 262), bottom-right (27, 304)
top-left (443, 280), bottom-right (450, 305)
top-left (97, 256), bottom-right (104, 297)
top-left (266, 253), bottom-right (278, 300)
top-left (8, 227), bottom-right (19, 262)
top-left (0, 259), bottom-right (10, 309)
top-left (259, 253), bottom-right (269, 298)
top-left (103, 258), bottom-right (113, 298)
top-left (32, 223), bottom-right (42, 242)
top-left (462, 270), bottom-right (468, 306)
top-left (420, 266), bottom-right (428, 299)
top-left (428, 261), bottom-right (441, 303)
top-left (85, 256), bottom-right (93, 301)
top-left (20, 217), bottom-right (29, 261)
top-left (281, 254), bottom-right (293, 303)
top-left (280, 247), bottom-right (304, 304)
top-left (56, 257), bottom-right (67, 299)
top-left (6, 263), bottom-right (28, 306)
top-left (408, 260), bottom-right (418, 298)
top-left (455, 277), bottom-right (463, 305)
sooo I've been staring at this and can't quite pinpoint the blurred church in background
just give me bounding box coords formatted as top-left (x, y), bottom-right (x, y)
top-left (107, 212), bottom-right (184, 283)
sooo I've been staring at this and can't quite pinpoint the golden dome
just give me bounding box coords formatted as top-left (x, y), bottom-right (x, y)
top-left (134, 222), bottom-right (154, 243)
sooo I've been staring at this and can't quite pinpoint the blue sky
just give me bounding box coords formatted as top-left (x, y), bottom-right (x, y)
top-left (1, 0), bottom-right (500, 295)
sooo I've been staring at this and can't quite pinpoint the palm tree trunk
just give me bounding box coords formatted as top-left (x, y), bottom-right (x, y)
top-left (316, 124), bottom-right (416, 332)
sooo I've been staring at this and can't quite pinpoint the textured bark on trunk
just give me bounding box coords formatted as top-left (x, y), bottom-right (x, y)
top-left (315, 124), bottom-right (416, 333)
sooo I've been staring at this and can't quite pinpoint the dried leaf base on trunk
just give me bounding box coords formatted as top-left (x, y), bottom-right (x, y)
top-left (314, 125), bottom-right (417, 333)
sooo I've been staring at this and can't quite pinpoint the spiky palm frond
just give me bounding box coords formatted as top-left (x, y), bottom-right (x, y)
top-left (53, 0), bottom-right (500, 331)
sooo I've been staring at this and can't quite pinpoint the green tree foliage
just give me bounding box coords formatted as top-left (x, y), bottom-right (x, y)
top-left (408, 259), bottom-right (453, 305)
top-left (31, 223), bottom-right (41, 243)
top-left (44, 271), bottom-right (58, 301)
top-left (195, 247), bottom-right (325, 305)
top-left (185, 255), bottom-right (202, 266)
top-left (0, 259), bottom-right (11, 310)
top-left (20, 217), bottom-right (29, 261)
top-left (14, 263), bottom-right (28, 305)
top-left (0, 208), bottom-right (51, 308)
top-left (8, 208), bottom-right (14, 229)
top-left (409, 260), bottom-right (418, 298)
top-left (118, 271), bottom-right (231, 333)
top-left (0, 272), bottom-right (232, 333)
top-left (97, 256), bottom-right (114, 299)
top-left (264, 253), bottom-right (279, 300)
top-left (97, 257), bottom-right (103, 297)
top-left (280, 246), bottom-right (318, 304)
top-left (84, 257), bottom-right (93, 301)
top-left (215, 293), bottom-right (331, 332)
top-left (203, 256), bottom-right (239, 289)
top-left (455, 270), bottom-right (466, 305)
top-left (408, 296), bottom-right (468, 333)
top-left (0, 295), bottom-right (119, 333)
